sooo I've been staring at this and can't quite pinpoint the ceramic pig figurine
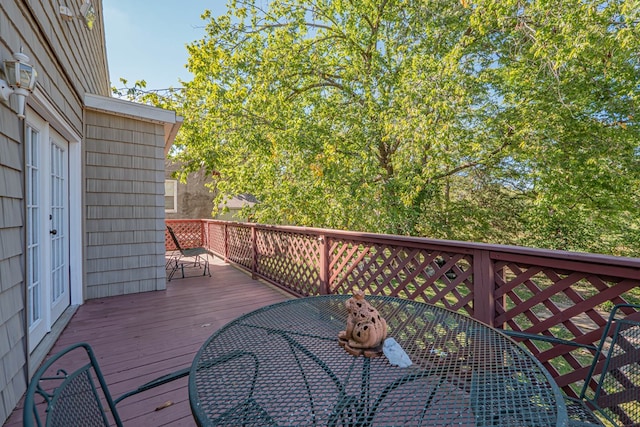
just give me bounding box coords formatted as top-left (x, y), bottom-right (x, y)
top-left (338, 290), bottom-right (387, 356)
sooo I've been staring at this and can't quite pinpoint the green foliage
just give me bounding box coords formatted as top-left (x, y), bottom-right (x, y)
top-left (112, 78), bottom-right (184, 111)
top-left (166, 0), bottom-right (639, 256)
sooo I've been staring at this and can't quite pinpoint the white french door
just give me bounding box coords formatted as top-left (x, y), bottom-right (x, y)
top-left (49, 134), bottom-right (70, 321)
top-left (26, 114), bottom-right (70, 352)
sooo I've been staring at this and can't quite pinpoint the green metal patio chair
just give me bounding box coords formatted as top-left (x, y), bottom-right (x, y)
top-left (166, 225), bottom-right (211, 281)
top-left (23, 342), bottom-right (190, 427)
top-left (501, 303), bottom-right (640, 427)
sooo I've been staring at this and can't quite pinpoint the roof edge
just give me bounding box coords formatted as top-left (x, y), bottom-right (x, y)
top-left (164, 116), bottom-right (183, 154)
top-left (84, 93), bottom-right (178, 124)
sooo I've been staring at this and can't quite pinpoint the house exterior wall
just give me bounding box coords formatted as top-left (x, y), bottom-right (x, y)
top-left (164, 161), bottom-right (256, 221)
top-left (0, 1), bottom-right (179, 423)
top-left (0, 110), bottom-right (26, 425)
top-left (24, 0), bottom-right (111, 98)
top-left (0, 0), bottom-right (108, 421)
top-left (165, 160), bottom-right (216, 219)
top-left (85, 111), bottom-right (169, 298)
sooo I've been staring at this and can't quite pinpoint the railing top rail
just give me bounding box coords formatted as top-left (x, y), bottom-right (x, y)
top-left (166, 219), bottom-right (204, 224)
top-left (201, 219), bottom-right (640, 270)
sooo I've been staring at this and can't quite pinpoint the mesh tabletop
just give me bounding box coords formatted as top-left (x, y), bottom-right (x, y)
top-left (189, 295), bottom-right (568, 427)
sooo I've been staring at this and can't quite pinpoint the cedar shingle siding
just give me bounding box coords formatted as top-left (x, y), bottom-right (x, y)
top-left (0, 1), bottom-right (179, 423)
top-left (84, 112), bottom-right (168, 299)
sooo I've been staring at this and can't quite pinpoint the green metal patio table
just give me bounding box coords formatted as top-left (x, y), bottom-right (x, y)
top-left (189, 295), bottom-right (568, 426)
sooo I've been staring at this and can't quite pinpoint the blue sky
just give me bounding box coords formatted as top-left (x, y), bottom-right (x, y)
top-left (103, 1), bottom-right (228, 91)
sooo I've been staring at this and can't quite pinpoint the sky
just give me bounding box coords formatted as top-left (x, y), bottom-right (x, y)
top-left (103, 1), bottom-right (229, 91)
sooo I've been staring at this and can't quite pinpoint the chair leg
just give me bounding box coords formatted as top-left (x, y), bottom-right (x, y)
top-left (194, 255), bottom-right (211, 277)
top-left (167, 255), bottom-right (211, 280)
top-left (167, 259), bottom-right (180, 281)
top-left (202, 258), bottom-right (211, 277)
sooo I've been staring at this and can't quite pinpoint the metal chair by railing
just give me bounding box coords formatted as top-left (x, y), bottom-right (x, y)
top-left (503, 303), bottom-right (640, 427)
top-left (166, 225), bottom-right (211, 281)
top-left (23, 342), bottom-right (189, 427)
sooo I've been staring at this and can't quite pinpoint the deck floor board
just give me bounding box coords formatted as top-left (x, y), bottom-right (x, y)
top-left (6, 257), bottom-right (292, 426)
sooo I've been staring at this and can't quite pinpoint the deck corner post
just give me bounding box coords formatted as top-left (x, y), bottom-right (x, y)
top-left (473, 249), bottom-right (496, 327)
top-left (251, 225), bottom-right (258, 279)
top-left (319, 234), bottom-right (329, 295)
top-left (224, 224), bottom-right (230, 263)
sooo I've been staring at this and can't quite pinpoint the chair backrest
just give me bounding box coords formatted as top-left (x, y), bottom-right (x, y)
top-left (582, 304), bottom-right (640, 426)
top-left (24, 342), bottom-right (123, 427)
top-left (166, 225), bottom-right (184, 252)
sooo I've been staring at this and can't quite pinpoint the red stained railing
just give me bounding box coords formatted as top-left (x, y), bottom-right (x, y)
top-left (165, 219), bottom-right (640, 399)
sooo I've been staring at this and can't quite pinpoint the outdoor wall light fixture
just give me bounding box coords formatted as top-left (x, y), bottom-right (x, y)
top-left (0, 52), bottom-right (37, 119)
top-left (80, 1), bottom-right (96, 30)
top-left (59, 1), bottom-right (96, 30)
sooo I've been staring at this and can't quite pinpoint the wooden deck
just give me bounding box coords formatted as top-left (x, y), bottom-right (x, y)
top-left (6, 256), bottom-right (292, 426)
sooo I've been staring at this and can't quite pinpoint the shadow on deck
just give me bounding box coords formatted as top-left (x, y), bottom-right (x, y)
top-left (5, 256), bottom-right (292, 427)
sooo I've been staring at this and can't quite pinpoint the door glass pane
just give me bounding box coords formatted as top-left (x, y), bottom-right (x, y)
top-left (26, 126), bottom-right (41, 327)
top-left (50, 140), bottom-right (66, 302)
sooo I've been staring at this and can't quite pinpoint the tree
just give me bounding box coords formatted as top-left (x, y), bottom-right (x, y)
top-left (466, 0), bottom-right (640, 254)
top-left (170, 0), bottom-right (639, 255)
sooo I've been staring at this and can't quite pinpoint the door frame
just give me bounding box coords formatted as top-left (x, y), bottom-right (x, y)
top-left (26, 90), bottom-right (83, 352)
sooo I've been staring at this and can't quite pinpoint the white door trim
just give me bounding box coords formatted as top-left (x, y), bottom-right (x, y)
top-left (28, 90), bottom-right (82, 307)
top-left (25, 94), bottom-right (82, 352)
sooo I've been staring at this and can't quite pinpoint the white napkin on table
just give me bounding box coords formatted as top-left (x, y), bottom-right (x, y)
top-left (383, 338), bottom-right (412, 368)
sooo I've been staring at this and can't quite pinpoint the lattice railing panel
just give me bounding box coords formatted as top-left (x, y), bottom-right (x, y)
top-left (328, 238), bottom-right (474, 316)
top-left (494, 258), bottom-right (639, 398)
top-left (168, 219), bottom-right (640, 399)
top-left (255, 230), bottom-right (321, 296)
top-left (165, 221), bottom-right (203, 250)
top-left (204, 222), bottom-right (226, 258)
top-left (226, 226), bottom-right (252, 269)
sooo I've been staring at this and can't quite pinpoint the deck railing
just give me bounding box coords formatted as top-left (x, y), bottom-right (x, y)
top-left (165, 219), bottom-right (640, 399)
